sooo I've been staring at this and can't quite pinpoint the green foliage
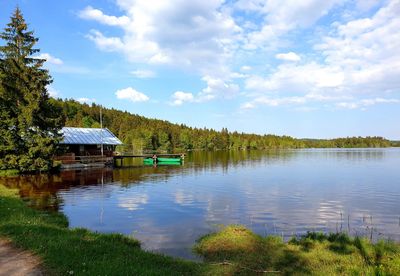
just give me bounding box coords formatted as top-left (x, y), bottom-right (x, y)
top-left (391, 140), bottom-right (400, 147)
top-left (56, 99), bottom-right (394, 153)
top-left (303, 137), bottom-right (392, 148)
top-left (0, 8), bottom-right (64, 172)
top-left (0, 169), bottom-right (20, 177)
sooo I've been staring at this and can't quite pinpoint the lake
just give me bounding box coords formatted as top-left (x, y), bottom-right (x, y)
top-left (2, 148), bottom-right (400, 260)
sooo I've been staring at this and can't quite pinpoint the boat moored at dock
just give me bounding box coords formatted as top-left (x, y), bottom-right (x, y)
top-left (113, 154), bottom-right (185, 167)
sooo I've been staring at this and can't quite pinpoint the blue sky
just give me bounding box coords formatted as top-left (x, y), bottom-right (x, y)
top-left (1, 0), bottom-right (399, 139)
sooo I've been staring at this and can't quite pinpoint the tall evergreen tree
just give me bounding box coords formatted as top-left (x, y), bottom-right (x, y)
top-left (0, 8), bottom-right (64, 172)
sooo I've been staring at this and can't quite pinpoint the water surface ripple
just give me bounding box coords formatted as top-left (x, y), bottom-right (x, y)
top-left (2, 148), bottom-right (400, 260)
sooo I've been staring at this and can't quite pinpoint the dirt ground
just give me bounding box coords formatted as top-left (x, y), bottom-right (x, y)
top-left (0, 239), bottom-right (43, 276)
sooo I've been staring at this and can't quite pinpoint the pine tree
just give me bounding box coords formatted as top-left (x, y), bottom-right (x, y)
top-left (0, 8), bottom-right (64, 172)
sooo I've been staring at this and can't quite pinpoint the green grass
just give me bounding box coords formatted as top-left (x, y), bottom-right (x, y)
top-left (195, 225), bottom-right (400, 275)
top-left (1, 185), bottom-right (400, 275)
top-left (0, 169), bottom-right (20, 177)
top-left (0, 184), bottom-right (207, 275)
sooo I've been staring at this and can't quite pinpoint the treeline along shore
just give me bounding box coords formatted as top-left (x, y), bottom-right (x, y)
top-left (54, 98), bottom-right (398, 153)
top-left (0, 7), bottom-right (397, 174)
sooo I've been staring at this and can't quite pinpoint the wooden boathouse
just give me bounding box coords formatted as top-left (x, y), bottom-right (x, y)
top-left (54, 127), bottom-right (185, 169)
top-left (54, 127), bottom-right (123, 169)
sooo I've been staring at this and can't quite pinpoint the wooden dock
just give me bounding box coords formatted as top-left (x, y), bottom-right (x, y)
top-left (113, 153), bottom-right (185, 167)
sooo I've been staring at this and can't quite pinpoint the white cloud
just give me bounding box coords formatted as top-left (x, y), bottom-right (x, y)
top-left (230, 72), bottom-right (247, 79)
top-left (241, 96), bottom-right (307, 109)
top-left (170, 91), bottom-right (194, 106)
top-left (245, 62), bottom-right (345, 94)
top-left (356, 0), bottom-right (382, 12)
top-left (34, 53), bottom-right (63, 65)
top-left (257, 96), bottom-right (307, 106)
top-left (361, 98), bottom-right (400, 105)
top-left (79, 1), bottom-right (241, 76)
top-left (86, 30), bottom-right (124, 52)
top-left (243, 1), bottom-right (400, 109)
top-left (242, 0), bottom-right (344, 49)
top-left (116, 87), bottom-right (149, 102)
top-left (47, 86), bottom-right (60, 98)
top-left (241, 95), bottom-right (400, 110)
top-left (169, 75), bottom-right (239, 105)
top-left (240, 102), bottom-right (256, 109)
top-left (198, 75), bottom-right (240, 101)
top-left (315, 0), bottom-right (400, 95)
top-left (79, 0), bottom-right (400, 110)
top-left (275, 52), bottom-right (301, 62)
top-left (336, 98), bottom-right (400, 110)
top-left (240, 65), bottom-right (252, 71)
top-left (78, 6), bottom-right (130, 26)
top-left (131, 69), bottom-right (156, 79)
top-left (336, 102), bottom-right (359, 109)
top-left (77, 97), bottom-right (96, 104)
top-left (262, 0), bottom-right (344, 27)
top-left (148, 53), bottom-right (171, 65)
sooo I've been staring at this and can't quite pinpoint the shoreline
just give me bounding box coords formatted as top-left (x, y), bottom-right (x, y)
top-left (2, 147), bottom-right (399, 177)
top-left (1, 184), bottom-right (400, 275)
top-left (0, 185), bottom-right (204, 275)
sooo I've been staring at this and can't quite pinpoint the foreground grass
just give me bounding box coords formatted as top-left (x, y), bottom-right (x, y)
top-left (1, 184), bottom-right (400, 275)
top-left (195, 225), bottom-right (400, 275)
top-left (0, 184), bottom-right (206, 275)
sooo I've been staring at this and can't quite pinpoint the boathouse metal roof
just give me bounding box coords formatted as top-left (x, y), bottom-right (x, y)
top-left (60, 127), bottom-right (123, 145)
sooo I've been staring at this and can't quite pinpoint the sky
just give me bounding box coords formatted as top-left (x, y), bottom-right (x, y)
top-left (1, 0), bottom-right (399, 139)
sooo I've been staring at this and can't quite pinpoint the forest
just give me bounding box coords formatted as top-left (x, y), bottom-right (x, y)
top-left (54, 99), bottom-right (395, 153)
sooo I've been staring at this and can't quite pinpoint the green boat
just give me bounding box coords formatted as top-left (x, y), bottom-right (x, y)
top-left (143, 158), bottom-right (154, 165)
top-left (157, 161), bottom-right (181, 166)
top-left (143, 157), bottom-right (182, 165)
top-left (157, 157), bottom-right (182, 163)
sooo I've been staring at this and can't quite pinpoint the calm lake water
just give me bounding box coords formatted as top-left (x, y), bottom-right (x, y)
top-left (2, 149), bottom-right (400, 260)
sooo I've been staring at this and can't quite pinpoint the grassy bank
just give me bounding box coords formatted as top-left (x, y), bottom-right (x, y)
top-left (1, 185), bottom-right (400, 275)
top-left (195, 225), bottom-right (400, 275)
top-left (0, 185), bottom-right (205, 275)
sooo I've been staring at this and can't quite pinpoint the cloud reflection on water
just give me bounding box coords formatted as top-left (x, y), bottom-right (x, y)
top-left (2, 149), bottom-right (400, 259)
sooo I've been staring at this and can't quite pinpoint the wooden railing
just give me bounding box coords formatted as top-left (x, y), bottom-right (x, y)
top-left (75, 155), bottom-right (113, 164)
top-left (54, 154), bottom-right (113, 165)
